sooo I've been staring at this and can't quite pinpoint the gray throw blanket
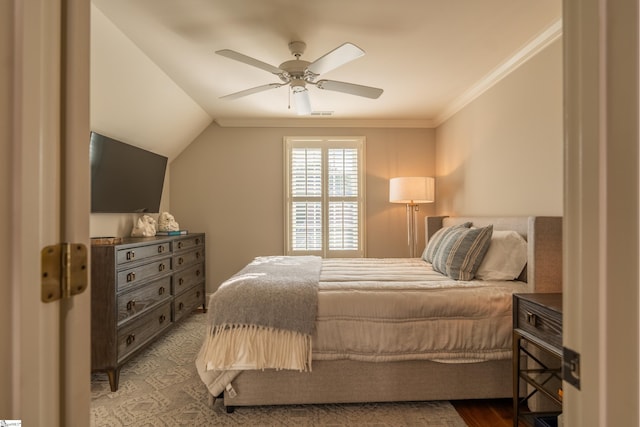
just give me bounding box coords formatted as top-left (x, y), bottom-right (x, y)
top-left (200, 255), bottom-right (321, 372)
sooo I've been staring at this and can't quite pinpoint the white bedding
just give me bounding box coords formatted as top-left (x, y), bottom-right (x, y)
top-left (315, 258), bottom-right (527, 362)
top-left (196, 257), bottom-right (527, 397)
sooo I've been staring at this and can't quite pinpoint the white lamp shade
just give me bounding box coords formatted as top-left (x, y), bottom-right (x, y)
top-left (389, 177), bottom-right (435, 203)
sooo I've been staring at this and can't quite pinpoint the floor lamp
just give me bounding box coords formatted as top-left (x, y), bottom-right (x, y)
top-left (389, 177), bottom-right (435, 257)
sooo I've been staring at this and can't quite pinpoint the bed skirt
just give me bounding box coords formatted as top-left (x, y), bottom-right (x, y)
top-left (222, 358), bottom-right (520, 407)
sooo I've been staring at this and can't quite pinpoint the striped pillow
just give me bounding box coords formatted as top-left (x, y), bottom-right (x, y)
top-left (422, 222), bottom-right (472, 263)
top-left (432, 225), bottom-right (494, 280)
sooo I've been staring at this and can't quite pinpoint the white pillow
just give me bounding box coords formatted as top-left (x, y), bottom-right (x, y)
top-left (475, 230), bottom-right (527, 281)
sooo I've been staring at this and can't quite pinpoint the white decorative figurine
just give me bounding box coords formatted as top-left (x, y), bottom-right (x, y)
top-left (158, 211), bottom-right (180, 231)
top-left (131, 214), bottom-right (157, 237)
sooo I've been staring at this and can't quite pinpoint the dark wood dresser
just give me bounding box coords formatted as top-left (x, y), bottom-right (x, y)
top-left (91, 233), bottom-right (206, 391)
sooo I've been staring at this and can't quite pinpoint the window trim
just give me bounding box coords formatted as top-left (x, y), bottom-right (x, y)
top-left (284, 136), bottom-right (366, 258)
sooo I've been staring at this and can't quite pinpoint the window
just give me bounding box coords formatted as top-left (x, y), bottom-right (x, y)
top-left (284, 137), bottom-right (365, 257)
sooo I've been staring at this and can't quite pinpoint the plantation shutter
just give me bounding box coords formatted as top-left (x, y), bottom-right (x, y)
top-left (291, 147), bottom-right (322, 251)
top-left (285, 137), bottom-right (365, 257)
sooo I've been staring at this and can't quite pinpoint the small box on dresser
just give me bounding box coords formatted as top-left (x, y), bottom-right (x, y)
top-left (91, 233), bottom-right (206, 391)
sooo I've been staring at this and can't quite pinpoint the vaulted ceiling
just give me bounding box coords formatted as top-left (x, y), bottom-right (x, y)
top-left (92, 0), bottom-right (561, 128)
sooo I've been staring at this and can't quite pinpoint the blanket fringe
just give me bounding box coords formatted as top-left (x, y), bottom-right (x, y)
top-left (199, 324), bottom-right (313, 372)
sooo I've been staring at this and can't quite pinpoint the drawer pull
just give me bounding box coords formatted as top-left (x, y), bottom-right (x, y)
top-left (526, 311), bottom-right (537, 326)
top-left (126, 334), bottom-right (136, 346)
top-left (126, 251), bottom-right (135, 260)
top-left (126, 300), bottom-right (136, 311)
top-left (158, 263), bottom-right (165, 272)
top-left (196, 252), bottom-right (201, 259)
top-left (158, 286), bottom-right (165, 295)
top-left (196, 270), bottom-right (201, 277)
top-left (196, 291), bottom-right (201, 298)
top-left (178, 302), bottom-right (184, 311)
top-left (126, 272), bottom-right (136, 282)
top-left (195, 238), bottom-right (200, 245)
top-left (159, 314), bottom-right (166, 324)
top-left (178, 242), bottom-right (183, 249)
top-left (178, 257), bottom-right (184, 265)
top-left (179, 278), bottom-right (184, 286)
top-left (157, 245), bottom-right (164, 253)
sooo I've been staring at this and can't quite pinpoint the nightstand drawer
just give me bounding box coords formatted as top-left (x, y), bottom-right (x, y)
top-left (515, 297), bottom-right (562, 351)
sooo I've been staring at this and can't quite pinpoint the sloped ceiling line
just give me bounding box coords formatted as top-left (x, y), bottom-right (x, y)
top-left (91, 1), bottom-right (561, 130)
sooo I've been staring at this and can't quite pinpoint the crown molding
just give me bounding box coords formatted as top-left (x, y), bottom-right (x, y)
top-left (214, 19), bottom-right (562, 130)
top-left (214, 118), bottom-right (437, 128)
top-left (434, 19), bottom-right (562, 127)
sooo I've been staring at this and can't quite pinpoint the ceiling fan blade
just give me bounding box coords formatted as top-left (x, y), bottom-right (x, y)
top-left (293, 89), bottom-right (312, 115)
top-left (307, 43), bottom-right (365, 75)
top-left (316, 79), bottom-right (383, 99)
top-left (220, 83), bottom-right (285, 100)
top-left (216, 49), bottom-right (284, 75)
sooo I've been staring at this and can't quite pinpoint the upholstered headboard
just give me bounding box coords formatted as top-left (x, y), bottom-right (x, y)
top-left (425, 216), bottom-right (562, 293)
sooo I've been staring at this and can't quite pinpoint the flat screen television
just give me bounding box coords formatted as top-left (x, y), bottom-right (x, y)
top-left (90, 131), bottom-right (168, 213)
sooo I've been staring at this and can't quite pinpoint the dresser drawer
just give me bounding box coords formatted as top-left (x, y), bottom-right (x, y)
top-left (173, 236), bottom-right (203, 252)
top-left (173, 284), bottom-right (204, 322)
top-left (172, 247), bottom-right (204, 271)
top-left (117, 276), bottom-right (172, 325)
top-left (515, 298), bottom-right (562, 351)
top-left (117, 301), bottom-right (172, 362)
top-left (116, 257), bottom-right (171, 292)
top-left (173, 262), bottom-right (204, 295)
top-left (116, 242), bottom-right (170, 266)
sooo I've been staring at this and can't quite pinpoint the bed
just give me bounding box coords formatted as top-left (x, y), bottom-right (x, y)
top-left (196, 215), bottom-right (562, 411)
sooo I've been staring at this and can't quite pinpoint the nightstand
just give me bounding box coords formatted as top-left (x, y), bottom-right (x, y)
top-left (512, 293), bottom-right (563, 427)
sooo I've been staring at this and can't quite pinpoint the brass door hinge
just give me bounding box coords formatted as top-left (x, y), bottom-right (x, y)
top-left (41, 243), bottom-right (88, 302)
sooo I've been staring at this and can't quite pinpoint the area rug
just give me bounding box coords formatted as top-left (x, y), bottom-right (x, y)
top-left (91, 312), bottom-right (467, 426)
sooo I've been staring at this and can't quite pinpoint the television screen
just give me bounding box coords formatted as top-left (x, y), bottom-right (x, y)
top-left (90, 132), bottom-right (168, 213)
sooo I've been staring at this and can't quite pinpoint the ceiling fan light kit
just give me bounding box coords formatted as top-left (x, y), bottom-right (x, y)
top-left (216, 41), bottom-right (384, 115)
top-left (293, 88), bottom-right (311, 115)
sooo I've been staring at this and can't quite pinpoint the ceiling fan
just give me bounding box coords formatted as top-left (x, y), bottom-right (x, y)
top-left (216, 41), bottom-right (384, 115)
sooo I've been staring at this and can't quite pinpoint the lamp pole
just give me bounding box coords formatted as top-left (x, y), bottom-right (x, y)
top-left (389, 176), bottom-right (434, 258)
top-left (406, 202), bottom-right (420, 258)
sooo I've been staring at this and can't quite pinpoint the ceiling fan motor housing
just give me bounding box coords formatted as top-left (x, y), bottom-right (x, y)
top-left (279, 59), bottom-right (312, 81)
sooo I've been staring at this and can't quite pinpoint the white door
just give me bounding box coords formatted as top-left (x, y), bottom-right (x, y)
top-left (563, 0), bottom-right (639, 425)
top-left (0, 0), bottom-right (91, 425)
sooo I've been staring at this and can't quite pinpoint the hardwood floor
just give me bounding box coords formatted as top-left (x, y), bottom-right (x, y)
top-left (451, 398), bottom-right (520, 427)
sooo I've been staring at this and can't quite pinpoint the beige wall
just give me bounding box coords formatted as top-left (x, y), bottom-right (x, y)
top-left (170, 125), bottom-right (435, 291)
top-left (435, 39), bottom-right (563, 216)
top-left (90, 25), bottom-right (563, 293)
top-left (89, 4), bottom-right (211, 238)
